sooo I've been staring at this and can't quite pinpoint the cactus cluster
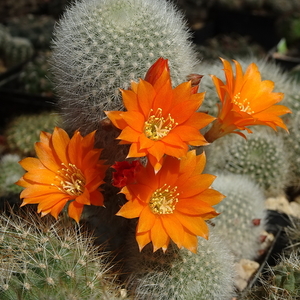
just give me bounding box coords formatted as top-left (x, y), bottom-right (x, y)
top-left (5, 111), bottom-right (61, 156)
top-left (0, 24), bottom-right (34, 68)
top-left (0, 211), bottom-right (124, 300)
top-left (50, 0), bottom-right (198, 137)
top-left (0, 154), bottom-right (24, 197)
top-left (211, 173), bottom-right (267, 261)
top-left (205, 128), bottom-right (291, 196)
top-left (123, 229), bottom-right (236, 300)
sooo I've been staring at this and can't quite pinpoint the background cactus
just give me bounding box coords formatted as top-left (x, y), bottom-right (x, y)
top-left (211, 173), bottom-right (267, 261)
top-left (123, 228), bottom-right (236, 300)
top-left (18, 51), bottom-right (54, 97)
top-left (5, 111), bottom-right (61, 156)
top-left (0, 211), bottom-right (124, 300)
top-left (241, 252), bottom-right (300, 300)
top-left (0, 154), bottom-right (24, 198)
top-left (205, 128), bottom-right (291, 197)
top-left (50, 0), bottom-right (198, 140)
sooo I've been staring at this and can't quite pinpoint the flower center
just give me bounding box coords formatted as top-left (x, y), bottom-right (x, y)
top-left (232, 92), bottom-right (254, 114)
top-left (149, 184), bottom-right (179, 214)
top-left (55, 163), bottom-right (86, 196)
top-left (144, 108), bottom-right (177, 141)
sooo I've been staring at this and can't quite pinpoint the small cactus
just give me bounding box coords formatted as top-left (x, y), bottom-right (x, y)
top-left (205, 128), bottom-right (291, 196)
top-left (0, 211), bottom-right (124, 300)
top-left (123, 228), bottom-right (236, 300)
top-left (51, 0), bottom-right (198, 137)
top-left (1, 36), bottom-right (34, 68)
top-left (211, 173), bottom-right (267, 261)
top-left (0, 154), bottom-right (24, 197)
top-left (242, 252), bottom-right (300, 300)
top-left (5, 111), bottom-right (61, 156)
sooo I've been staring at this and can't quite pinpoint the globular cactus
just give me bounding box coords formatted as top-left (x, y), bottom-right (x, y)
top-left (205, 128), bottom-right (291, 197)
top-left (211, 173), bottom-right (267, 261)
top-left (0, 154), bottom-right (24, 197)
top-left (0, 211), bottom-right (124, 300)
top-left (5, 111), bottom-right (61, 156)
top-left (123, 228), bottom-right (236, 300)
top-left (50, 0), bottom-right (198, 138)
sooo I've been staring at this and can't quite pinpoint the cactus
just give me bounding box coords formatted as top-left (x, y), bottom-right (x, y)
top-left (19, 51), bottom-right (54, 97)
top-left (205, 128), bottom-right (291, 197)
top-left (242, 252), bottom-right (300, 300)
top-left (1, 36), bottom-right (34, 68)
top-left (281, 111), bottom-right (300, 186)
top-left (50, 0), bottom-right (198, 138)
top-left (5, 111), bottom-right (61, 156)
top-left (0, 154), bottom-right (24, 197)
top-left (7, 14), bottom-right (55, 50)
top-left (123, 228), bottom-right (236, 300)
top-left (211, 173), bottom-right (267, 261)
top-left (0, 211), bottom-right (124, 300)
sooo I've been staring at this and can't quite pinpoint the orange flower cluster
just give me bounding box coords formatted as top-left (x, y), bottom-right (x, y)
top-left (204, 58), bottom-right (291, 142)
top-left (16, 57), bottom-right (291, 253)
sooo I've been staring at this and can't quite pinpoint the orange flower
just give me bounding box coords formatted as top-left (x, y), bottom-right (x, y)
top-left (105, 58), bottom-right (215, 172)
top-left (116, 150), bottom-right (224, 253)
top-left (204, 58), bottom-right (291, 142)
top-left (16, 127), bottom-right (107, 223)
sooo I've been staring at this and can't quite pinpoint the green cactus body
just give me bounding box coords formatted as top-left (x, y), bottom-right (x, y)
top-left (1, 36), bottom-right (34, 68)
top-left (19, 51), bottom-right (54, 96)
top-left (51, 0), bottom-right (198, 136)
top-left (5, 112), bottom-right (61, 156)
top-left (0, 154), bottom-right (24, 197)
top-left (124, 229), bottom-right (236, 300)
top-left (205, 128), bottom-right (291, 196)
top-left (211, 173), bottom-right (266, 261)
top-left (0, 212), bottom-right (124, 300)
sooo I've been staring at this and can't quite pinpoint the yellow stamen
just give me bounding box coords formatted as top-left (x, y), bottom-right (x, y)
top-left (53, 163), bottom-right (86, 196)
top-left (144, 108), bottom-right (177, 140)
top-left (149, 184), bottom-right (179, 214)
top-left (232, 92), bottom-right (254, 114)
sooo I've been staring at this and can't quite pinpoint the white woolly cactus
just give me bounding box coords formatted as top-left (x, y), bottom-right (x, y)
top-left (211, 173), bottom-right (267, 261)
top-left (51, 0), bottom-right (198, 136)
top-left (0, 212), bottom-right (123, 300)
top-left (205, 128), bottom-right (291, 196)
top-left (124, 229), bottom-right (236, 300)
